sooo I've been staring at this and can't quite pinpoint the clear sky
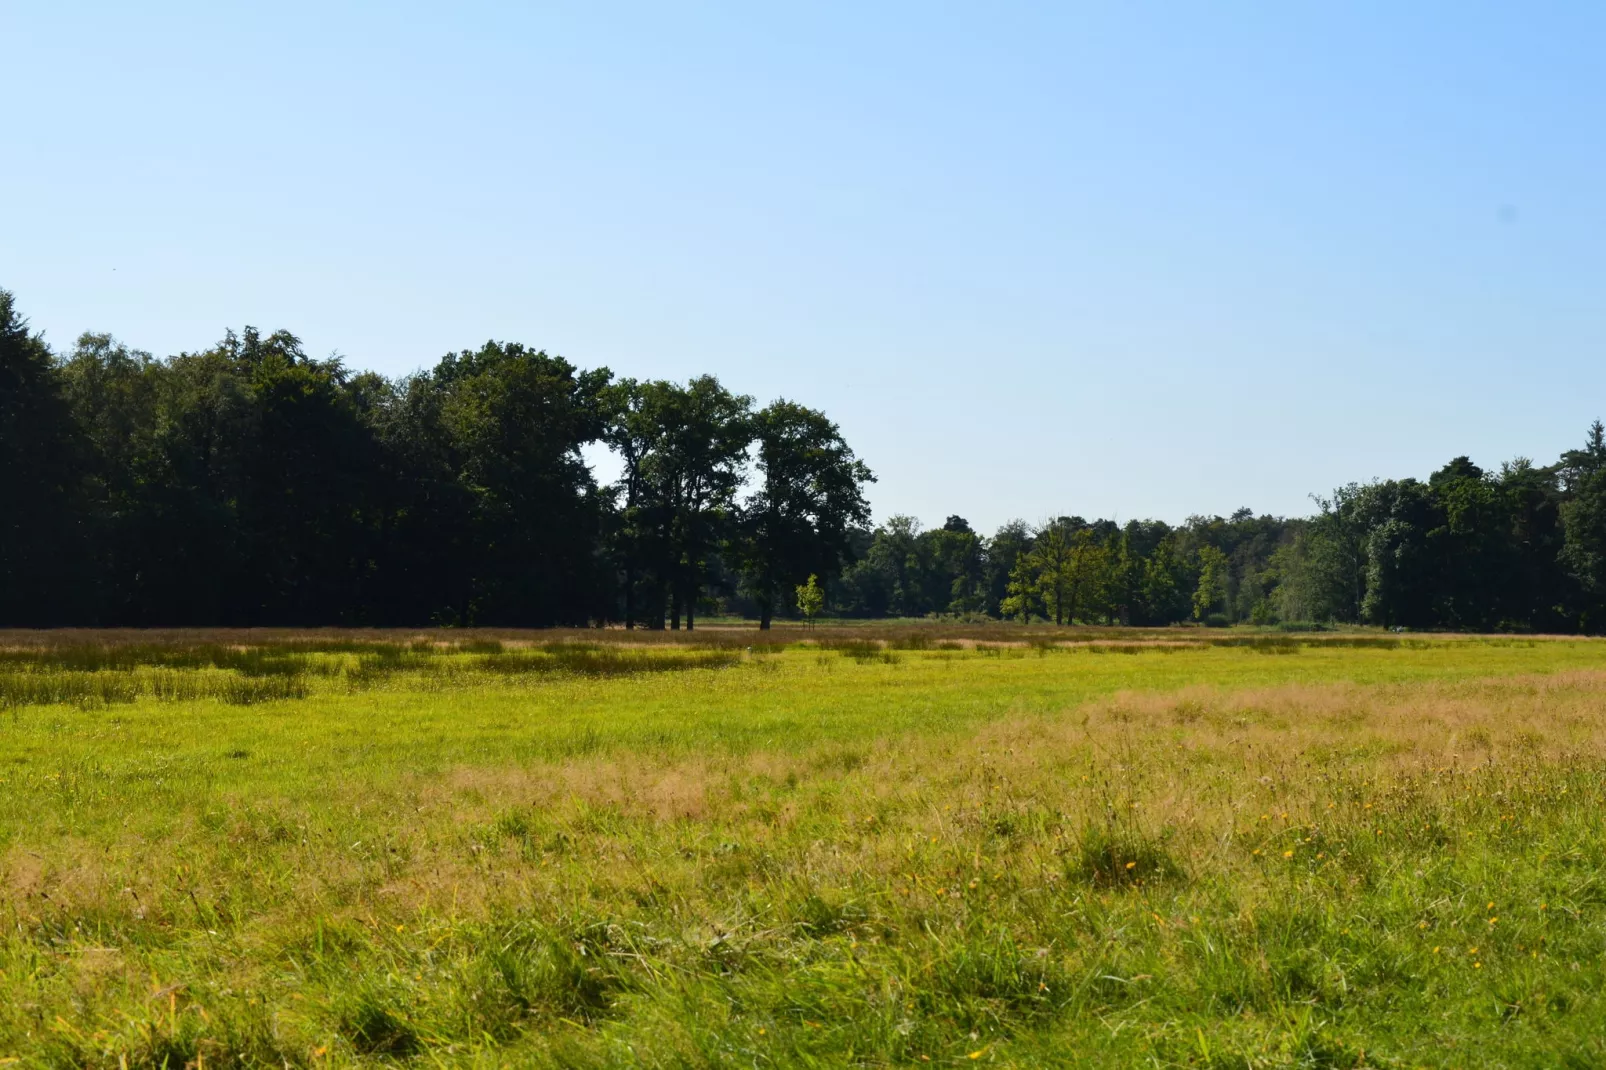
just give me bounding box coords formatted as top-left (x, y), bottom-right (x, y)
top-left (6, 2), bottom-right (1605, 533)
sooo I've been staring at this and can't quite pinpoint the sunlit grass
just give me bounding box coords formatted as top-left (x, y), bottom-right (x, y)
top-left (2, 629), bottom-right (1605, 1066)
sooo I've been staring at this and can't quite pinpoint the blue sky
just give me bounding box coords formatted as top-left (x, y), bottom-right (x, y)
top-left (6, 2), bottom-right (1604, 533)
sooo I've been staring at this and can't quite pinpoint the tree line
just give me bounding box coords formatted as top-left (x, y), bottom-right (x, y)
top-left (827, 447), bottom-right (1606, 632)
top-left (0, 290), bottom-right (869, 627)
top-left (8, 287), bottom-right (1606, 631)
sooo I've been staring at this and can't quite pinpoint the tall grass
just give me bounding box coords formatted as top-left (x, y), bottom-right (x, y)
top-left (0, 635), bottom-right (748, 710)
top-left (3, 629), bottom-right (1606, 1065)
top-left (481, 643), bottom-right (742, 676)
top-left (0, 667), bottom-right (308, 709)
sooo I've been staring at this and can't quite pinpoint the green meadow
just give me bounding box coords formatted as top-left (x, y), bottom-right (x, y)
top-left (3, 628), bottom-right (1605, 1067)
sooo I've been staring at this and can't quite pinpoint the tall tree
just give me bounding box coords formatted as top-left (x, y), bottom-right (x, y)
top-left (1304, 486), bottom-right (1374, 623)
top-left (1029, 520), bottom-right (1077, 625)
top-left (1560, 421), bottom-right (1606, 628)
top-left (1001, 554), bottom-right (1041, 623)
top-left (838, 515), bottom-right (928, 617)
top-left (58, 332), bottom-right (162, 622)
top-left (1496, 457), bottom-right (1567, 631)
top-left (1193, 546), bottom-right (1230, 622)
top-left (1066, 527), bottom-right (1114, 624)
top-left (432, 341), bottom-right (613, 625)
top-left (929, 517), bottom-right (986, 616)
top-left (645, 376), bottom-right (752, 629)
top-left (1359, 480), bottom-right (1440, 628)
top-left (1109, 531), bottom-right (1144, 625)
top-left (0, 291), bottom-right (83, 625)
top-left (1427, 457), bottom-right (1510, 628)
top-left (232, 329), bottom-right (391, 623)
top-left (736, 400), bottom-right (873, 628)
top-left (1140, 539), bottom-right (1187, 624)
top-left (601, 378), bottom-right (667, 628)
top-left (984, 520), bottom-right (1035, 617)
top-left (368, 367), bottom-right (479, 625)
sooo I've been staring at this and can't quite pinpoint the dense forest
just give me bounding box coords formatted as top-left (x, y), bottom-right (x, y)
top-left (7, 287), bottom-right (1606, 632)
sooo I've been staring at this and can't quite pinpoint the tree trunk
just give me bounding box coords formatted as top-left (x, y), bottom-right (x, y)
top-left (686, 583), bottom-right (696, 631)
top-left (670, 586), bottom-right (681, 630)
top-left (624, 566), bottom-right (635, 630)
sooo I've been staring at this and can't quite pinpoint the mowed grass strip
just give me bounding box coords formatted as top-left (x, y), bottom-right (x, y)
top-left (2, 632), bottom-right (1605, 1067)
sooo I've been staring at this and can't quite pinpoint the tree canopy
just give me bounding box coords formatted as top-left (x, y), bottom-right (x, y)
top-left (7, 284), bottom-right (1606, 632)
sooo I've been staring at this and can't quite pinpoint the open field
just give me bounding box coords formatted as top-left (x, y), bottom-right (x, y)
top-left (3, 628), bottom-right (1606, 1068)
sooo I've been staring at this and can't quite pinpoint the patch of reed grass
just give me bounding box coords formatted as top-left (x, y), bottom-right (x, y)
top-left (0, 670), bottom-right (140, 709)
top-left (814, 638), bottom-right (900, 664)
top-left (482, 644), bottom-right (740, 677)
top-left (0, 641), bottom-right (341, 676)
top-left (1203, 635), bottom-right (1303, 653)
top-left (0, 667), bottom-right (308, 709)
top-left (219, 673), bottom-right (309, 704)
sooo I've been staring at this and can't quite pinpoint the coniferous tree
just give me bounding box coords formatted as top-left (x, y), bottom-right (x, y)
top-left (0, 290), bottom-right (83, 625)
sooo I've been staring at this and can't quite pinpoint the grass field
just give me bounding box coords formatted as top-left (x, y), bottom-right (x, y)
top-left (3, 627), bottom-right (1606, 1068)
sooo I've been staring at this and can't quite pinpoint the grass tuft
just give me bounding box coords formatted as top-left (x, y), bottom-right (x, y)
top-left (1069, 822), bottom-right (1186, 889)
top-left (341, 989), bottom-right (422, 1057)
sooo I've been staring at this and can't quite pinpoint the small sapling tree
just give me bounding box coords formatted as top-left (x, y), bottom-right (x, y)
top-left (796, 573), bottom-right (824, 628)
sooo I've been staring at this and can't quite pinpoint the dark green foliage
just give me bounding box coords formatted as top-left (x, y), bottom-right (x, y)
top-left (58, 327), bottom-right (398, 625)
top-left (834, 514), bottom-right (939, 617)
top-left (734, 400), bottom-right (874, 628)
top-left (597, 375), bottom-right (755, 630)
top-left (1559, 423), bottom-right (1606, 628)
top-left (11, 281), bottom-right (1606, 632)
top-left (422, 341), bottom-right (613, 625)
top-left (0, 290), bottom-right (84, 626)
top-left (827, 440), bottom-right (1606, 632)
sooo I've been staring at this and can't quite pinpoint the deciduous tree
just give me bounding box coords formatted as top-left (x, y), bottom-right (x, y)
top-left (737, 400), bottom-right (872, 628)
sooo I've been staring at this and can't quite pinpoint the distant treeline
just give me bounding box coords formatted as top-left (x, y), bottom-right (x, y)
top-left (7, 287), bottom-right (1606, 631)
